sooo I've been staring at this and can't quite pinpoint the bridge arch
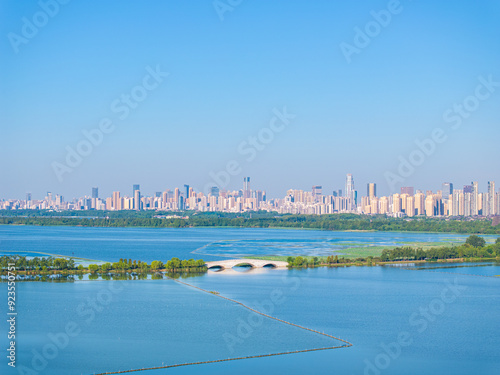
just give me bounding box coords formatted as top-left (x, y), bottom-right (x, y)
top-left (205, 258), bottom-right (288, 270)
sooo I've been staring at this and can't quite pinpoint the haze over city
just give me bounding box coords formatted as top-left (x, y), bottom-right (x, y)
top-left (1, 1), bottom-right (499, 199)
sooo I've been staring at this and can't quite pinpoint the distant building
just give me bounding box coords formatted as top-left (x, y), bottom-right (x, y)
top-left (488, 181), bottom-right (496, 215)
top-left (345, 174), bottom-right (356, 211)
top-left (243, 177), bottom-right (251, 199)
top-left (91, 187), bottom-right (99, 199)
top-left (134, 189), bottom-right (141, 210)
top-left (442, 183), bottom-right (453, 200)
top-left (210, 186), bottom-right (220, 196)
top-left (400, 187), bottom-right (414, 196)
top-left (367, 183), bottom-right (376, 199)
top-left (312, 185), bottom-right (322, 196)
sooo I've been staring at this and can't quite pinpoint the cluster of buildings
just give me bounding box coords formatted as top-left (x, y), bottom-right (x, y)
top-left (2, 175), bottom-right (499, 218)
top-left (279, 176), bottom-right (498, 217)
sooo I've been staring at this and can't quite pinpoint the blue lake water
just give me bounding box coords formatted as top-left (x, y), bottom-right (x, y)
top-left (1, 226), bottom-right (499, 374)
top-left (0, 225), bottom-right (497, 262)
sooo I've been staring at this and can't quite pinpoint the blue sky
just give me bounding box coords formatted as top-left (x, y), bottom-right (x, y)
top-left (1, 0), bottom-right (499, 200)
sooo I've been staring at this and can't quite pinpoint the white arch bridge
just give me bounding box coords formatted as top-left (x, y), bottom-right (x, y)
top-left (205, 258), bottom-right (288, 270)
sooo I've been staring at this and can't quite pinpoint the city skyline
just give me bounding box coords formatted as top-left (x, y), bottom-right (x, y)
top-left (3, 174), bottom-right (498, 218)
top-left (4, 175), bottom-right (500, 203)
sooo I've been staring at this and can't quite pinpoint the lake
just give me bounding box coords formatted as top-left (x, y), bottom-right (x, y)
top-left (1, 226), bottom-right (499, 374)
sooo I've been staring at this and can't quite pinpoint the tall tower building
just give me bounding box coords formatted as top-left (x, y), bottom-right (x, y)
top-left (488, 181), bottom-right (496, 215)
top-left (134, 189), bottom-right (141, 211)
top-left (184, 185), bottom-right (190, 208)
top-left (112, 191), bottom-right (121, 210)
top-left (471, 181), bottom-right (479, 215)
top-left (442, 183), bottom-right (453, 200)
top-left (367, 183), bottom-right (376, 199)
top-left (312, 186), bottom-right (322, 201)
top-left (400, 187), bottom-right (414, 196)
top-left (243, 177), bottom-right (251, 199)
top-left (345, 174), bottom-right (356, 211)
top-left (210, 186), bottom-right (220, 196)
top-left (92, 187), bottom-right (99, 199)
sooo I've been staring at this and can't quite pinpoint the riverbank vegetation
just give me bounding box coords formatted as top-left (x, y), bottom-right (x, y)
top-left (285, 235), bottom-right (500, 268)
top-left (0, 255), bottom-right (207, 277)
top-left (1, 212), bottom-right (499, 234)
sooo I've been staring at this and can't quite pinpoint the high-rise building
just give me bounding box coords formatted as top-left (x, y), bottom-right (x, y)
top-left (471, 181), bottom-right (479, 215)
top-left (112, 191), bottom-right (122, 210)
top-left (415, 192), bottom-right (425, 215)
top-left (210, 186), bottom-right (220, 196)
top-left (367, 183), bottom-right (376, 199)
top-left (312, 186), bottom-right (322, 199)
top-left (134, 189), bottom-right (141, 211)
top-left (243, 177), bottom-right (251, 199)
top-left (26, 193), bottom-right (32, 201)
top-left (406, 196), bottom-right (415, 217)
top-left (92, 187), bottom-right (99, 199)
top-left (488, 181), bottom-right (496, 215)
top-left (345, 174), bottom-right (356, 211)
top-left (442, 183), bottom-right (453, 200)
top-left (400, 187), bottom-right (414, 196)
top-left (133, 184), bottom-right (140, 196)
top-left (392, 193), bottom-right (401, 214)
top-left (184, 185), bottom-right (190, 208)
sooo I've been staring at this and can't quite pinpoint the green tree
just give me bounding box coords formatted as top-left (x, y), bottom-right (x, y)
top-left (88, 264), bottom-right (99, 272)
top-left (151, 260), bottom-right (164, 271)
top-left (101, 263), bottom-right (111, 272)
top-left (466, 235), bottom-right (486, 248)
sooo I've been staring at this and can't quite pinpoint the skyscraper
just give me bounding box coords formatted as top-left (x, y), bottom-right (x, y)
top-left (112, 191), bottom-right (121, 210)
top-left (133, 184), bottom-right (140, 196)
top-left (134, 189), bottom-right (141, 211)
top-left (243, 177), bottom-right (251, 199)
top-left (312, 186), bottom-right (322, 196)
top-left (488, 181), bottom-right (496, 215)
top-left (367, 183), bottom-right (376, 199)
top-left (442, 183), bottom-right (453, 200)
top-left (471, 181), bottom-right (479, 215)
top-left (400, 187), bottom-right (414, 196)
top-left (92, 187), bottom-right (99, 199)
top-left (210, 186), bottom-right (220, 196)
top-left (345, 174), bottom-right (356, 211)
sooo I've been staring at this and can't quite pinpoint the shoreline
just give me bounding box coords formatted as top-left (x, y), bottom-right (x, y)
top-left (1, 222), bottom-right (499, 237)
top-left (2, 257), bottom-right (498, 281)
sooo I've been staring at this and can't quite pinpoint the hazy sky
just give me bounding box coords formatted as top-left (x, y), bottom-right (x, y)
top-left (1, 0), bottom-right (499, 200)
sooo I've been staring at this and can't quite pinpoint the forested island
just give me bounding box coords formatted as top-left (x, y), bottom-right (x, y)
top-left (1, 211), bottom-right (500, 234)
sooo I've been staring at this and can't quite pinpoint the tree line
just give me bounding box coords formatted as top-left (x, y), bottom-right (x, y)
top-left (0, 255), bottom-right (206, 274)
top-left (286, 236), bottom-right (500, 267)
top-left (1, 213), bottom-right (499, 234)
